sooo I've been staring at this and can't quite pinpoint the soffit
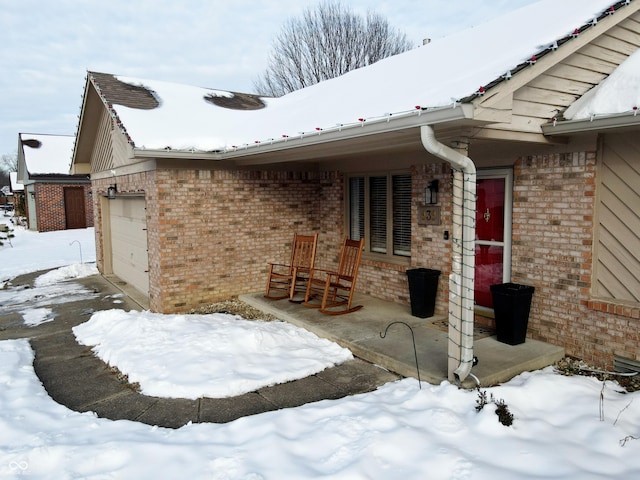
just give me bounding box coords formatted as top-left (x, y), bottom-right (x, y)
top-left (73, 83), bottom-right (106, 167)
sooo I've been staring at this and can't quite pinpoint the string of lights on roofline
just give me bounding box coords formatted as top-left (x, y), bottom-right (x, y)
top-left (81, 1), bottom-right (632, 154)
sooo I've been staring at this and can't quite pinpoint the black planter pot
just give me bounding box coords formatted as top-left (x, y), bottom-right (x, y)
top-left (490, 283), bottom-right (535, 345)
top-left (406, 268), bottom-right (440, 318)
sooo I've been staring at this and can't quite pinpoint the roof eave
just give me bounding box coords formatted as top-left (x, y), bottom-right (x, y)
top-left (131, 103), bottom-right (476, 161)
top-left (542, 112), bottom-right (640, 135)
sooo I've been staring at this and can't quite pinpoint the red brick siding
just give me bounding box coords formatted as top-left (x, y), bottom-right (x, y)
top-left (149, 169), bottom-right (323, 312)
top-left (33, 183), bottom-right (94, 232)
top-left (409, 163), bottom-right (454, 315)
top-left (93, 166), bottom-right (452, 316)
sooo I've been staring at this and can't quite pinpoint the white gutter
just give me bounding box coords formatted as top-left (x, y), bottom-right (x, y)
top-left (420, 125), bottom-right (477, 385)
top-left (542, 112), bottom-right (640, 136)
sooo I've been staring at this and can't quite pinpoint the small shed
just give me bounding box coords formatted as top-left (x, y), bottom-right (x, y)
top-left (17, 133), bottom-right (93, 232)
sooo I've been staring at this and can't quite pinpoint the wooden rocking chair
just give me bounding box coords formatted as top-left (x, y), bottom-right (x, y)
top-left (303, 237), bottom-right (365, 315)
top-left (264, 233), bottom-right (318, 301)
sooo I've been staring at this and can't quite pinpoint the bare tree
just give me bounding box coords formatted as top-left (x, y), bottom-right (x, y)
top-left (0, 152), bottom-right (17, 188)
top-left (1, 151), bottom-right (18, 173)
top-left (254, 1), bottom-right (413, 97)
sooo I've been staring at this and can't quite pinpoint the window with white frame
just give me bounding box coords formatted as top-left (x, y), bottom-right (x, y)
top-left (348, 172), bottom-right (411, 259)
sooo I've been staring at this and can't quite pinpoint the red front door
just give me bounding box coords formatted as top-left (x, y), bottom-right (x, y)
top-left (475, 178), bottom-right (506, 308)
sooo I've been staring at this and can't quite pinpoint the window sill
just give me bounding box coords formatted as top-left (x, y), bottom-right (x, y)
top-left (362, 252), bottom-right (411, 268)
top-left (588, 298), bottom-right (640, 319)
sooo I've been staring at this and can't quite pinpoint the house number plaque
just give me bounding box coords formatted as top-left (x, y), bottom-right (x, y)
top-left (418, 205), bottom-right (441, 226)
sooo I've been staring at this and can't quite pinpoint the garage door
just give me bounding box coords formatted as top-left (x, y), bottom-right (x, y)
top-left (109, 197), bottom-right (149, 296)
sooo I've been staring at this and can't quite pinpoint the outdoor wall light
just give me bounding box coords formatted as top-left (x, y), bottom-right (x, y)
top-left (425, 179), bottom-right (439, 204)
top-left (107, 184), bottom-right (117, 200)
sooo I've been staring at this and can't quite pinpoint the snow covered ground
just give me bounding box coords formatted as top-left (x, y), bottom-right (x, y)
top-left (1, 222), bottom-right (640, 479)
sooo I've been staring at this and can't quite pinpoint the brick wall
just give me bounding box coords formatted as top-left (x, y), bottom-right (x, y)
top-left (410, 163), bottom-right (454, 314)
top-left (34, 182), bottom-right (94, 232)
top-left (512, 151), bottom-right (638, 368)
top-left (93, 165), bottom-right (454, 316)
top-left (149, 169), bottom-right (325, 312)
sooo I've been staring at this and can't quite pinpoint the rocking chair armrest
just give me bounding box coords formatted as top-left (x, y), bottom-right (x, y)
top-left (267, 262), bottom-right (291, 267)
top-left (309, 267), bottom-right (333, 273)
top-left (266, 262), bottom-right (294, 277)
top-left (308, 267), bottom-right (340, 280)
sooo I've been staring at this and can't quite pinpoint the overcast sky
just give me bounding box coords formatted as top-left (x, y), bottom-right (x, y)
top-left (1, 0), bottom-right (537, 159)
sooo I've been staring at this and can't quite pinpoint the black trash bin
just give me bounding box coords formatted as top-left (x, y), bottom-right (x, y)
top-left (406, 268), bottom-right (440, 318)
top-left (490, 283), bottom-right (535, 345)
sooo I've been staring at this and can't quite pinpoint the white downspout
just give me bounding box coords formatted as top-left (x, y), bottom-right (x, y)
top-left (420, 125), bottom-right (477, 385)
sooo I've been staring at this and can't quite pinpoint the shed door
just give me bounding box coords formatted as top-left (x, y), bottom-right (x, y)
top-left (110, 197), bottom-right (149, 296)
top-left (64, 187), bottom-right (87, 229)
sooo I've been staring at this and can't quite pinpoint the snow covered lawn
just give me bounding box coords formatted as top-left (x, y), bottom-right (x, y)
top-left (1, 338), bottom-right (639, 479)
top-left (72, 310), bottom-right (353, 399)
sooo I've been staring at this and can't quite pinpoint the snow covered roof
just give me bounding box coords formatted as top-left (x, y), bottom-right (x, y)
top-left (10, 171), bottom-right (23, 191)
top-left (89, 0), bottom-right (622, 153)
top-left (20, 133), bottom-right (75, 175)
top-left (564, 47), bottom-right (640, 120)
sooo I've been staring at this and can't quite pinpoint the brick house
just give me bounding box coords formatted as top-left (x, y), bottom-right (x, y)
top-left (17, 133), bottom-right (93, 232)
top-left (71, 0), bottom-right (639, 380)
top-left (9, 172), bottom-right (24, 216)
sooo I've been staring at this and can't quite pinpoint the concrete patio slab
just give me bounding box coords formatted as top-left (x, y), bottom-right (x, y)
top-left (240, 292), bottom-right (565, 388)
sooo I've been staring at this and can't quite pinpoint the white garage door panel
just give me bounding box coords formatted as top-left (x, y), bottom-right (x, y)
top-left (110, 198), bottom-right (149, 295)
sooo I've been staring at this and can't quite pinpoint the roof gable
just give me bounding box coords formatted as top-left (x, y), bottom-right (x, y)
top-left (471, 2), bottom-right (640, 139)
top-left (18, 133), bottom-right (75, 177)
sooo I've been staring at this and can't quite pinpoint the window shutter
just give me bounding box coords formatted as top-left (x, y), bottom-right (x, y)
top-left (349, 177), bottom-right (365, 241)
top-left (370, 176), bottom-right (387, 253)
top-left (393, 174), bottom-right (411, 256)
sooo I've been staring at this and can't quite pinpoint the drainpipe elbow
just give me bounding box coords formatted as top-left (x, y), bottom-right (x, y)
top-left (453, 361), bottom-right (473, 386)
top-left (420, 125), bottom-right (475, 174)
